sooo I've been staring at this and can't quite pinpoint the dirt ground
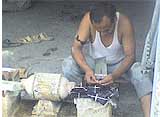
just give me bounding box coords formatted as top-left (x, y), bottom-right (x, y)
top-left (2, 1), bottom-right (155, 117)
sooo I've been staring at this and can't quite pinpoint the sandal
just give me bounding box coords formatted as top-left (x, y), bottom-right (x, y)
top-left (17, 33), bottom-right (54, 44)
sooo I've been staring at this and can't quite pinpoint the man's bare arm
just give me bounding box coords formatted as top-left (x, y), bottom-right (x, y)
top-left (71, 12), bottom-right (97, 84)
top-left (71, 12), bottom-right (91, 72)
top-left (111, 16), bottom-right (135, 80)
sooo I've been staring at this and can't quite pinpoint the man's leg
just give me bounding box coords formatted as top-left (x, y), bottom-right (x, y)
top-left (62, 55), bottom-right (95, 85)
top-left (128, 69), bottom-right (152, 117)
top-left (107, 62), bottom-right (152, 117)
top-left (140, 93), bottom-right (151, 117)
top-left (62, 56), bottom-right (84, 84)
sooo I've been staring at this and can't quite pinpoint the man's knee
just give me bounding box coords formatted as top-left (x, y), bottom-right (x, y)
top-left (127, 64), bottom-right (153, 98)
top-left (130, 77), bottom-right (152, 98)
top-left (62, 57), bottom-right (72, 76)
top-left (63, 66), bottom-right (83, 84)
top-left (62, 56), bottom-right (84, 84)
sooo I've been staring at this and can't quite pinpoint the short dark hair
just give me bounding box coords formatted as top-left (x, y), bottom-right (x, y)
top-left (90, 3), bottom-right (116, 24)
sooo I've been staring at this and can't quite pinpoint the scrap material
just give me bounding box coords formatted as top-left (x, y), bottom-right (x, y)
top-left (150, 0), bottom-right (160, 116)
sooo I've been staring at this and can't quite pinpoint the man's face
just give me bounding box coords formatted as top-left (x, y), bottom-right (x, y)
top-left (93, 16), bottom-right (115, 35)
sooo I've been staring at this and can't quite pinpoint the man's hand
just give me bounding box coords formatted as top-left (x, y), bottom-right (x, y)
top-left (98, 74), bottom-right (114, 85)
top-left (84, 69), bottom-right (98, 85)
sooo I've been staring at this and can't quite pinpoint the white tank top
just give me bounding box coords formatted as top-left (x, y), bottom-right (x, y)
top-left (89, 12), bottom-right (125, 64)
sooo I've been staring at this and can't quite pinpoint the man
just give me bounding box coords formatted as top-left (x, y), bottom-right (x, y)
top-left (62, 3), bottom-right (152, 117)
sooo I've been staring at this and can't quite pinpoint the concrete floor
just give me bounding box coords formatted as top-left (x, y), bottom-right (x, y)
top-left (2, 1), bottom-right (155, 117)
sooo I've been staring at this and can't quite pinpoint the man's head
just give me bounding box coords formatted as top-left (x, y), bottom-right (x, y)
top-left (90, 3), bottom-right (116, 34)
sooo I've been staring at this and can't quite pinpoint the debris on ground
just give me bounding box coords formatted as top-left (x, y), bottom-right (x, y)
top-left (2, 67), bottom-right (27, 81)
top-left (43, 47), bottom-right (58, 56)
top-left (17, 33), bottom-right (54, 44)
top-left (3, 33), bottom-right (55, 48)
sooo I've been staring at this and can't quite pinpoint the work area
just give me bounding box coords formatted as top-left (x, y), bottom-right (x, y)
top-left (2, 0), bottom-right (159, 117)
